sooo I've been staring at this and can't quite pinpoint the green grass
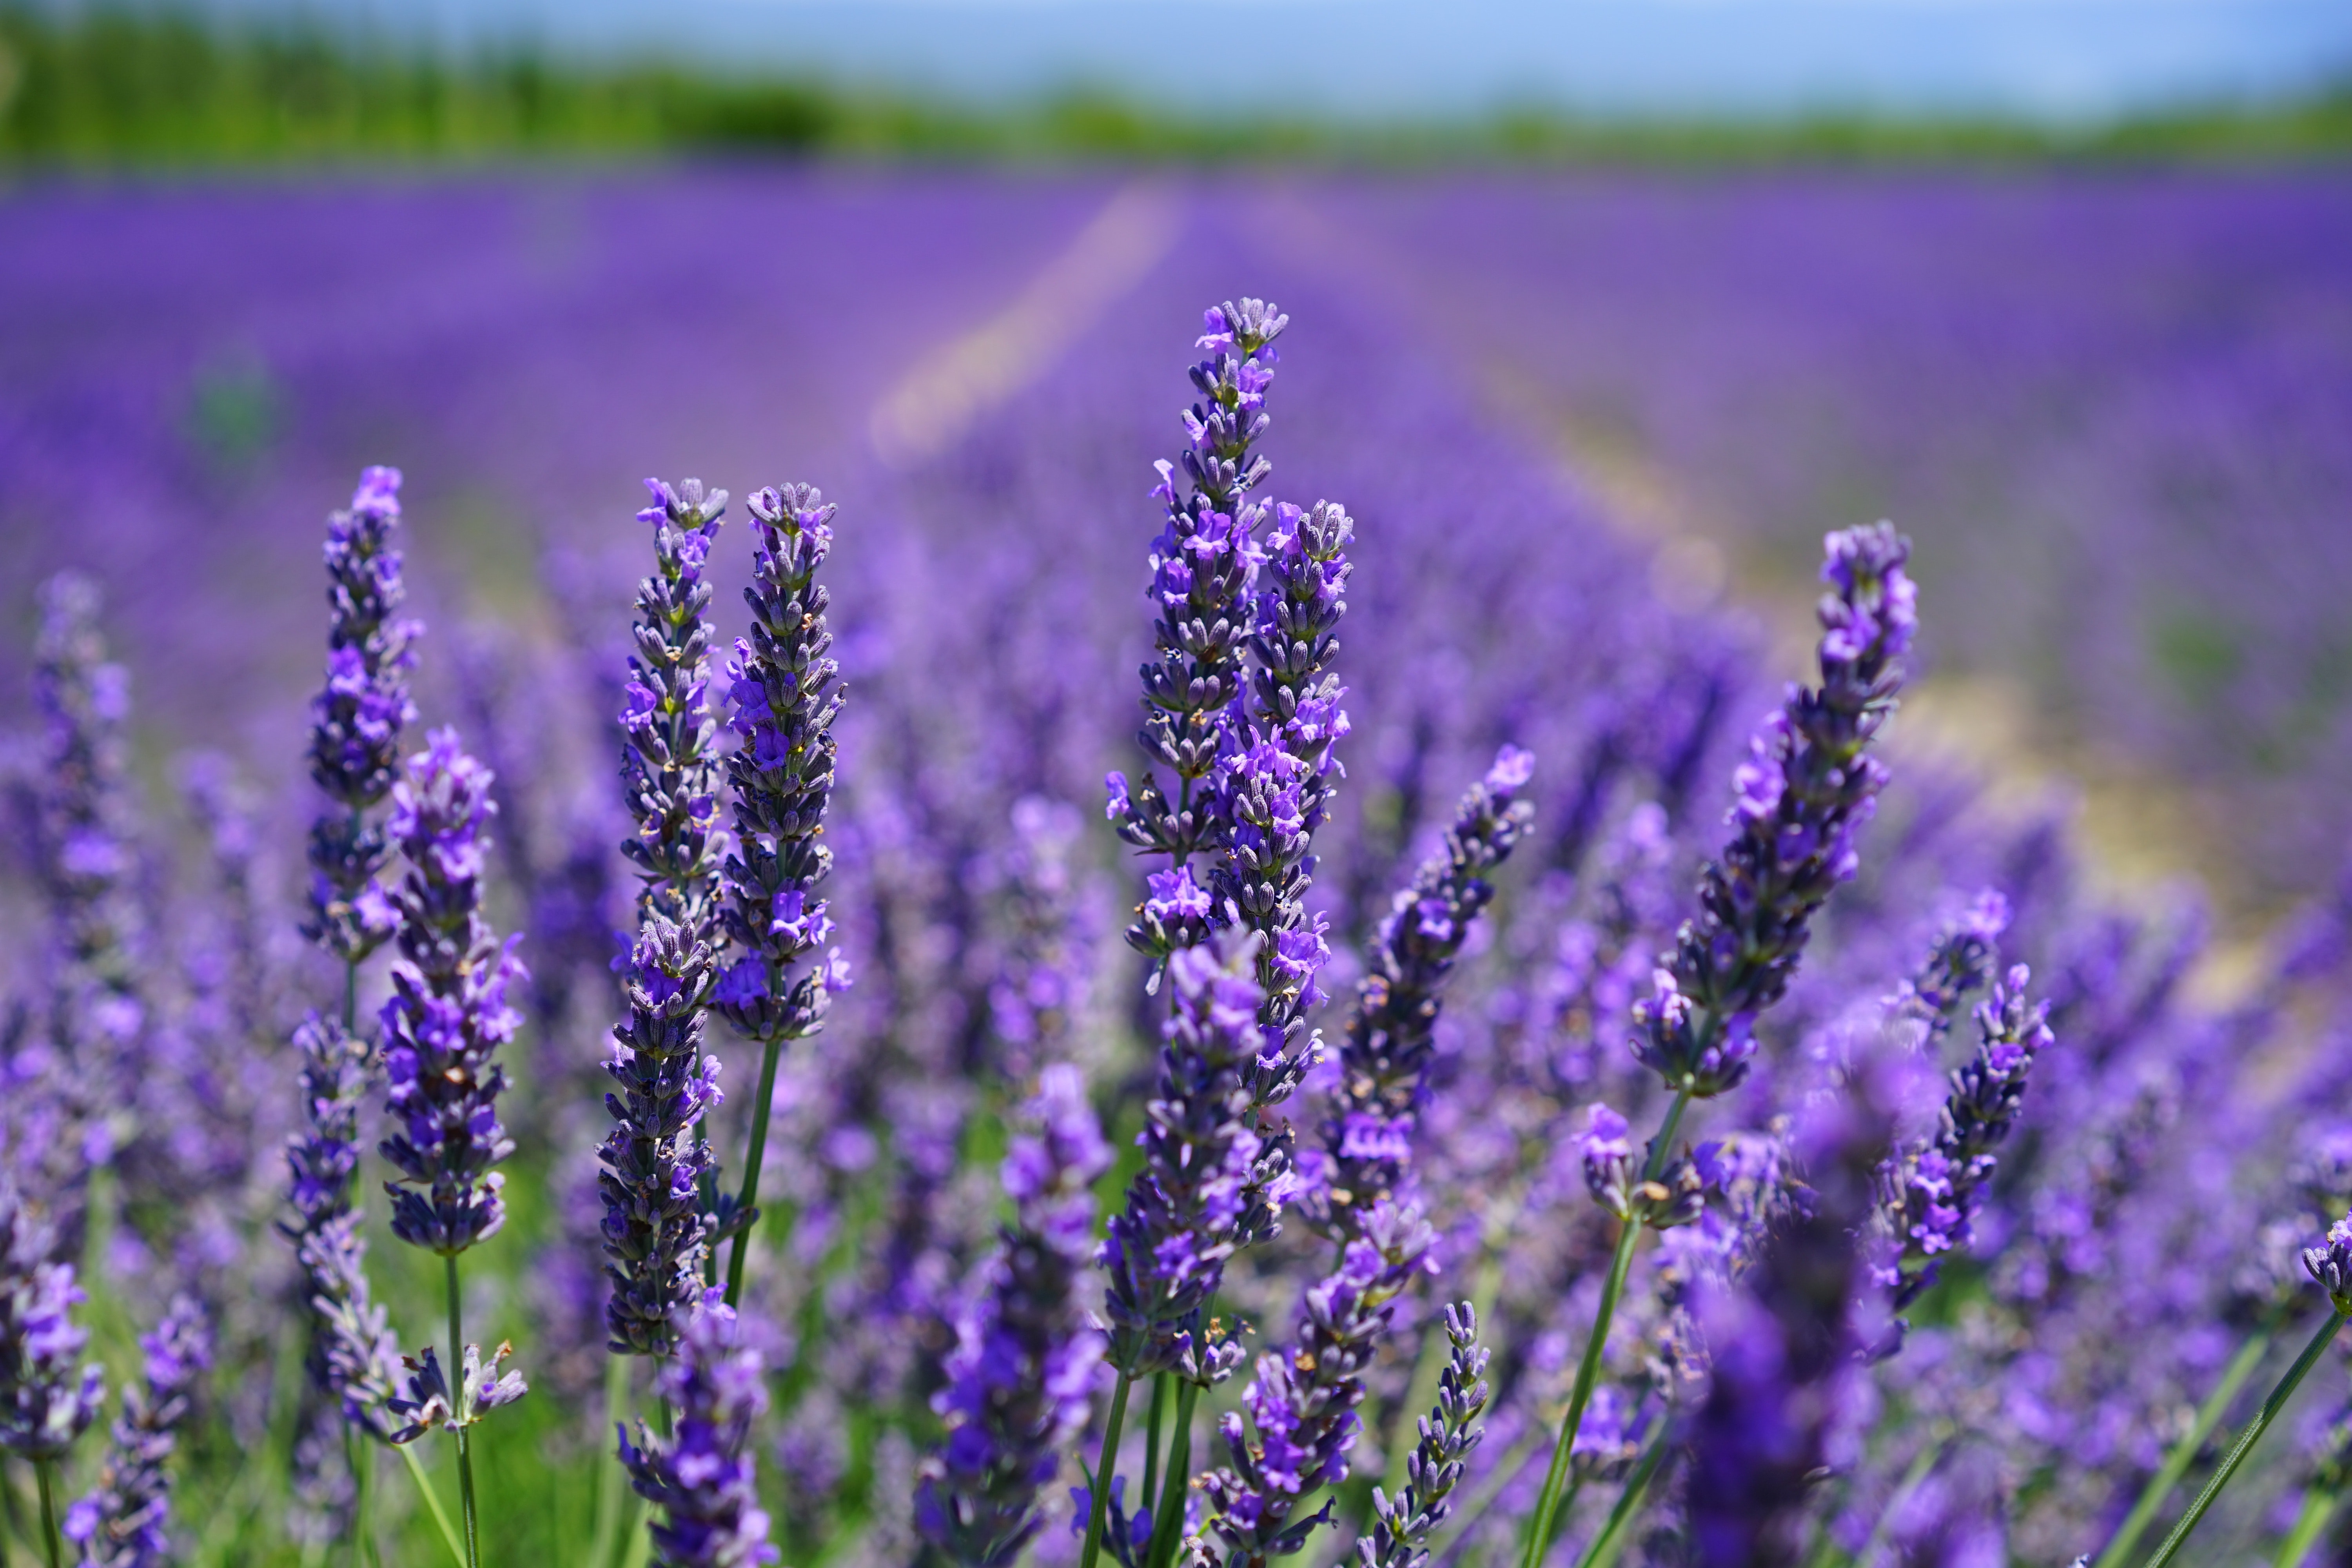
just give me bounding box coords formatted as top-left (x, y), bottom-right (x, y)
top-left (2, 3), bottom-right (2350, 169)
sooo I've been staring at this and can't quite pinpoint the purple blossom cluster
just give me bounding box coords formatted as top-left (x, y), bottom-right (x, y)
top-left (65, 1294), bottom-right (211, 1568)
top-left (4, 187), bottom-right (2352, 1568)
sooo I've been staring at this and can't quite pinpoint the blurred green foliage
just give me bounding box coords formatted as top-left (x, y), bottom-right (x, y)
top-left (1, 2), bottom-right (2348, 167)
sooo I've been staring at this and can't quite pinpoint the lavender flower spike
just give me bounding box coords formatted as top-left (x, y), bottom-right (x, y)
top-left (379, 728), bottom-right (526, 1256)
top-left (1877, 965), bottom-right (2054, 1314)
top-left (282, 1015), bottom-right (402, 1438)
top-left (622, 477), bottom-right (730, 938)
top-left (1098, 933), bottom-right (1283, 1384)
top-left (304, 465), bottom-right (421, 966)
top-left (1195, 1202), bottom-right (1436, 1568)
top-left (711, 483), bottom-right (850, 1299)
top-left (64, 1294), bottom-right (211, 1568)
top-left (1307, 750), bottom-right (1534, 1236)
top-left (916, 1065), bottom-right (1112, 1567)
top-left (601, 920), bottom-right (723, 1355)
top-left (1114, 302), bottom-right (1288, 957)
top-left (1634, 520), bottom-right (1915, 1099)
top-left (1354, 1304), bottom-right (1490, 1568)
top-left (619, 1296), bottom-right (779, 1568)
top-left (0, 1179), bottom-right (105, 1460)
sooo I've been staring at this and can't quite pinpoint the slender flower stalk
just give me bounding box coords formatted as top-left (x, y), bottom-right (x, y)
top-left (1521, 522), bottom-right (1916, 1568)
top-left (1354, 1305), bottom-right (1491, 1568)
top-left (916, 1065), bottom-right (1112, 1567)
top-left (711, 483), bottom-right (851, 1307)
top-left (1194, 1202), bottom-right (1436, 1568)
top-left (2143, 1218), bottom-right (2352, 1568)
top-left (378, 728), bottom-right (530, 1565)
top-left (619, 1296), bottom-right (780, 1568)
top-left (63, 1294), bottom-right (211, 1568)
top-left (1307, 749), bottom-right (1535, 1239)
top-left (283, 1016), bottom-right (403, 1439)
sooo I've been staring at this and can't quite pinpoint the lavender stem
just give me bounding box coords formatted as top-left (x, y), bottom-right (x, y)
top-left (392, 1443), bottom-right (466, 1568)
top-left (1523, 1085), bottom-right (1692, 1568)
top-left (719, 1035), bottom-right (786, 1308)
top-left (35, 1459), bottom-right (60, 1568)
top-left (2143, 1306), bottom-right (2347, 1568)
top-left (1140, 1374), bottom-right (1168, 1522)
top-left (1574, 1426), bottom-right (1671, 1568)
top-left (2093, 1301), bottom-right (2289, 1568)
top-left (1143, 1380), bottom-right (1199, 1568)
top-left (591, 1353), bottom-right (629, 1568)
top-left (2274, 1482), bottom-right (2341, 1568)
top-left (446, 1256), bottom-right (480, 1568)
top-left (1077, 1372), bottom-right (1134, 1568)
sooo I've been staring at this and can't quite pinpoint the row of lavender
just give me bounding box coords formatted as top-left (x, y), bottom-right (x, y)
top-left (6, 290), bottom-right (2352, 1568)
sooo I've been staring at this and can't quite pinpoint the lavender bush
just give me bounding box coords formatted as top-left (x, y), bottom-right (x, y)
top-left (0, 219), bottom-right (2349, 1568)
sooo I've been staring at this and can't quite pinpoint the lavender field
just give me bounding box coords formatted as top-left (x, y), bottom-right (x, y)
top-left (1, 167), bottom-right (2351, 1567)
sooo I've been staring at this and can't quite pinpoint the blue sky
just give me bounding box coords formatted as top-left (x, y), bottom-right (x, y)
top-left (173, 0), bottom-right (2352, 119)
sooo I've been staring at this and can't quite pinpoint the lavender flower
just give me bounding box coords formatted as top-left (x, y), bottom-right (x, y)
top-left (1889, 892), bottom-right (2011, 1046)
top-left (1354, 1303), bottom-right (1490, 1568)
top-left (1218, 496), bottom-right (1354, 1094)
top-left (601, 920), bottom-right (722, 1356)
top-left (378, 728), bottom-right (525, 1255)
top-left (1195, 1202), bottom-right (1435, 1568)
top-left (1308, 751), bottom-right (1534, 1234)
top-left (303, 466), bottom-right (421, 966)
top-left (1577, 1102), bottom-right (1703, 1229)
top-left (1113, 301), bottom-right (1288, 958)
top-left (621, 477), bottom-right (730, 937)
top-left (64, 1294), bottom-right (211, 1568)
top-left (0, 1179), bottom-right (104, 1460)
top-left (282, 1015), bottom-right (401, 1437)
top-left (986, 797), bottom-right (1100, 1084)
top-left (1634, 522), bottom-right (1915, 1098)
top-left (619, 1296), bottom-right (779, 1568)
top-left (384, 1340), bottom-right (527, 1443)
top-left (2303, 1212), bottom-right (2352, 1313)
top-left (1098, 934), bottom-right (1282, 1383)
top-left (1685, 1088), bottom-right (1892, 1567)
top-left (915, 1065), bottom-right (1112, 1567)
top-left (706, 482), bottom-right (851, 1293)
top-left (1878, 966), bottom-right (2055, 1312)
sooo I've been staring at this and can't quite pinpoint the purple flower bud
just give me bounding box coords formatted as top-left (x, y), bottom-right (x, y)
top-left (620, 1298), bottom-right (778, 1567)
top-left (67, 1294), bottom-right (211, 1568)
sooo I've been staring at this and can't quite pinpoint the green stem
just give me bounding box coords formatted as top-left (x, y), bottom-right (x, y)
top-left (722, 1033), bottom-right (787, 1308)
top-left (1430, 1436), bottom-right (1544, 1568)
top-left (1079, 1371), bottom-right (1135, 1568)
top-left (395, 1445), bottom-right (468, 1568)
top-left (1140, 1374), bottom-right (1169, 1523)
top-left (2144, 1307), bottom-right (2348, 1568)
top-left (2275, 1480), bottom-right (2344, 1568)
top-left (446, 1256), bottom-right (481, 1568)
top-left (592, 1354), bottom-right (632, 1568)
top-left (2094, 1305), bottom-right (2287, 1568)
top-left (33, 1461), bottom-right (59, 1568)
top-left (348, 1426), bottom-right (385, 1568)
top-left (1144, 1382), bottom-right (1200, 1568)
top-left (1575, 1428), bottom-right (1671, 1568)
top-left (1521, 1087), bottom-right (1693, 1568)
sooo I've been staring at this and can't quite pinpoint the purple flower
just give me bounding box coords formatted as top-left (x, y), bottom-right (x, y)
top-left (65, 1294), bottom-right (211, 1568)
top-left (1877, 966), bottom-right (2055, 1315)
top-left (601, 920), bottom-right (723, 1357)
top-left (1308, 753), bottom-right (1535, 1243)
top-left (1104, 771), bottom-right (1131, 821)
top-left (284, 1014), bottom-right (403, 1439)
top-left (303, 468), bottom-right (422, 966)
top-left (620, 1296), bottom-right (780, 1567)
top-left (1199, 1203), bottom-right (1434, 1568)
top-left (1353, 1304), bottom-right (1489, 1568)
top-left (0, 1179), bottom-right (105, 1461)
top-left (1634, 524), bottom-right (1914, 1098)
top-left (1099, 935), bottom-right (1284, 1382)
top-left (712, 484), bottom-right (846, 1054)
top-left (916, 1067), bottom-right (1111, 1566)
top-left (1146, 866), bottom-right (1213, 925)
top-left (621, 477), bottom-right (730, 944)
top-left (377, 729), bottom-right (526, 1256)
